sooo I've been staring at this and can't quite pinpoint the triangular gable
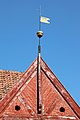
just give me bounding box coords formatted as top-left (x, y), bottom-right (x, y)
top-left (0, 58), bottom-right (80, 119)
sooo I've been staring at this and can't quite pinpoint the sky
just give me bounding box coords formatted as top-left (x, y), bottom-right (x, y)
top-left (0, 0), bottom-right (80, 106)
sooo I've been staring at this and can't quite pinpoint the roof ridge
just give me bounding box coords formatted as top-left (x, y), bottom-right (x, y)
top-left (0, 69), bottom-right (23, 73)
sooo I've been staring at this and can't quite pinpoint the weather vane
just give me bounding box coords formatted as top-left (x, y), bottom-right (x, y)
top-left (36, 6), bottom-right (50, 53)
top-left (36, 6), bottom-right (50, 115)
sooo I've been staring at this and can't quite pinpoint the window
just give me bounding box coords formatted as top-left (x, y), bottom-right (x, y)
top-left (15, 105), bottom-right (20, 111)
top-left (60, 107), bottom-right (65, 112)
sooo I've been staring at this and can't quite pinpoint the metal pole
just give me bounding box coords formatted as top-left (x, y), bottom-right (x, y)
top-left (39, 5), bottom-right (41, 31)
top-left (37, 37), bottom-right (42, 114)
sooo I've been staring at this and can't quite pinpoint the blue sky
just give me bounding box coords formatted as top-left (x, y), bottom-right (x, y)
top-left (0, 0), bottom-right (80, 106)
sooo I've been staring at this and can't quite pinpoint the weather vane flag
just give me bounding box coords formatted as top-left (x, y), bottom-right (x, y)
top-left (40, 16), bottom-right (50, 24)
top-left (37, 15), bottom-right (50, 39)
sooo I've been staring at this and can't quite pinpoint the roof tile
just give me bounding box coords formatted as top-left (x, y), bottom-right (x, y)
top-left (0, 70), bottom-right (23, 101)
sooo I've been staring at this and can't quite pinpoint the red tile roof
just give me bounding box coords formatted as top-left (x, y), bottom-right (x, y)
top-left (0, 70), bottom-right (23, 101)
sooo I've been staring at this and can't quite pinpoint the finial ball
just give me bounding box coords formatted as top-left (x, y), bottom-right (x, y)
top-left (37, 31), bottom-right (43, 38)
